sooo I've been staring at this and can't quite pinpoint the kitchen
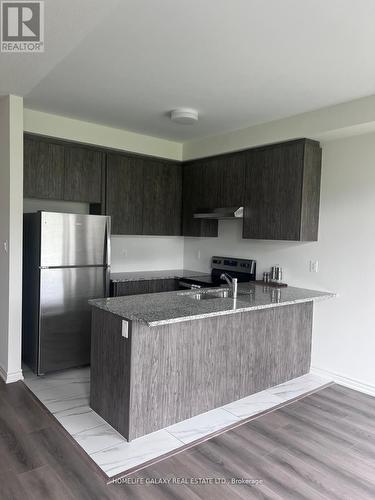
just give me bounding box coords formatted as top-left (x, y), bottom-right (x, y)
top-left (1, 1), bottom-right (375, 498)
top-left (20, 132), bottom-right (334, 475)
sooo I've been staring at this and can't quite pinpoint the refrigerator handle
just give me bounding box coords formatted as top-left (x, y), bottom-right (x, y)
top-left (105, 267), bottom-right (111, 297)
top-left (105, 218), bottom-right (111, 268)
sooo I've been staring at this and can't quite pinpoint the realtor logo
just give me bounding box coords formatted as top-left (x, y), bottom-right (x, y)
top-left (1, 1), bottom-right (44, 52)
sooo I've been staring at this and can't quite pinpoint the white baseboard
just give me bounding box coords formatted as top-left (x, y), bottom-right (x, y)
top-left (311, 366), bottom-right (375, 397)
top-left (0, 365), bottom-right (24, 384)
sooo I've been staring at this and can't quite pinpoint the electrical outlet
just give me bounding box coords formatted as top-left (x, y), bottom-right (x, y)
top-left (122, 320), bottom-right (129, 338)
top-left (3, 241), bottom-right (8, 253)
top-left (197, 250), bottom-right (201, 260)
top-left (122, 249), bottom-right (128, 257)
top-left (309, 260), bottom-right (319, 273)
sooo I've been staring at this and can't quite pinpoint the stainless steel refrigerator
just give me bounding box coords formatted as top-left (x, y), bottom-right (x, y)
top-left (22, 211), bottom-right (111, 375)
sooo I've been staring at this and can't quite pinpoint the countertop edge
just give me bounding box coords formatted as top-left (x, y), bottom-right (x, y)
top-left (90, 291), bottom-right (335, 328)
top-left (143, 294), bottom-right (335, 327)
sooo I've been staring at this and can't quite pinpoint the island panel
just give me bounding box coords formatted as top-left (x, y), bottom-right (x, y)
top-left (90, 301), bottom-right (312, 441)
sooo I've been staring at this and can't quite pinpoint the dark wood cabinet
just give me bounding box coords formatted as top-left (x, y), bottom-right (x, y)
top-left (106, 153), bottom-right (182, 236)
top-left (24, 135), bottom-right (104, 207)
top-left (182, 139), bottom-right (321, 241)
top-left (219, 152), bottom-right (246, 207)
top-left (142, 160), bottom-right (182, 236)
top-left (111, 278), bottom-right (179, 297)
top-left (182, 152), bottom-right (246, 237)
top-left (182, 162), bottom-right (218, 237)
top-left (243, 139), bottom-right (321, 241)
top-left (24, 137), bottom-right (65, 200)
top-left (148, 278), bottom-right (178, 293)
top-left (111, 280), bottom-right (149, 297)
top-left (24, 134), bottom-right (321, 242)
top-left (106, 153), bottom-right (144, 235)
top-left (64, 146), bottom-right (103, 203)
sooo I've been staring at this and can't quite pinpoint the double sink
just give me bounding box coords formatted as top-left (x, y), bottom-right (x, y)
top-left (180, 288), bottom-right (247, 301)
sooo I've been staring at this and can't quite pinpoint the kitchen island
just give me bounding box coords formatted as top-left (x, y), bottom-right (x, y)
top-left (89, 283), bottom-right (334, 441)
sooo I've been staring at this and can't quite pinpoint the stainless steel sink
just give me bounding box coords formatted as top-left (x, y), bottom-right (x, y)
top-left (190, 289), bottom-right (232, 300)
top-left (179, 288), bottom-right (249, 301)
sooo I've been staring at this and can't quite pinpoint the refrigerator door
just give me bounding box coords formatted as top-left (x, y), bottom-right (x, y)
top-left (40, 212), bottom-right (111, 268)
top-left (38, 266), bottom-right (109, 374)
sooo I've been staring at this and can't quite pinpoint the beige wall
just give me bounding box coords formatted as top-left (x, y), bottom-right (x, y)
top-left (0, 95), bottom-right (24, 383)
top-left (183, 94), bottom-right (375, 160)
top-left (184, 132), bottom-right (375, 393)
top-left (24, 108), bottom-right (183, 161)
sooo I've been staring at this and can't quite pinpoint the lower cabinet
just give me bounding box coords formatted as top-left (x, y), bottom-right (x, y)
top-left (110, 278), bottom-right (179, 297)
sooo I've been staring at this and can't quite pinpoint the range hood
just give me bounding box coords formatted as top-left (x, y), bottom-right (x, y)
top-left (193, 207), bottom-right (244, 220)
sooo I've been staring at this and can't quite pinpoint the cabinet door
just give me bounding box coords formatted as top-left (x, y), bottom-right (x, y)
top-left (148, 279), bottom-right (178, 293)
top-left (24, 137), bottom-right (64, 199)
top-left (142, 161), bottom-right (182, 235)
top-left (243, 143), bottom-right (305, 240)
top-left (64, 146), bottom-right (103, 203)
top-left (218, 152), bottom-right (246, 207)
top-left (106, 154), bottom-right (144, 235)
top-left (112, 278), bottom-right (179, 297)
top-left (112, 281), bottom-right (150, 297)
top-left (182, 162), bottom-right (218, 237)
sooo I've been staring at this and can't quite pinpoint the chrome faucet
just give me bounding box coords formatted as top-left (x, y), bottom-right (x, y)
top-left (220, 273), bottom-right (238, 299)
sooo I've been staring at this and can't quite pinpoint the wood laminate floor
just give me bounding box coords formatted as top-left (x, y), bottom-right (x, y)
top-left (0, 380), bottom-right (375, 499)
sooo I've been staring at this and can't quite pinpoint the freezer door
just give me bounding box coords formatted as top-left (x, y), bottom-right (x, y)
top-left (40, 212), bottom-right (111, 268)
top-left (38, 266), bottom-right (109, 374)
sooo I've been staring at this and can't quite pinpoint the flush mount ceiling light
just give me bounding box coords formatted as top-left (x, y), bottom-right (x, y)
top-left (170, 108), bottom-right (199, 125)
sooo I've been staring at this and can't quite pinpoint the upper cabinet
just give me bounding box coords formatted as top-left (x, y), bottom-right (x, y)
top-left (106, 153), bottom-right (182, 236)
top-left (142, 160), bottom-right (182, 236)
top-left (24, 136), bottom-right (65, 200)
top-left (24, 135), bottom-right (104, 206)
top-left (182, 152), bottom-right (246, 237)
top-left (64, 146), bottom-right (104, 203)
top-left (243, 139), bottom-right (321, 241)
top-left (24, 134), bottom-right (321, 242)
top-left (182, 160), bottom-right (219, 237)
top-left (182, 139), bottom-right (321, 241)
top-left (106, 153), bottom-right (144, 235)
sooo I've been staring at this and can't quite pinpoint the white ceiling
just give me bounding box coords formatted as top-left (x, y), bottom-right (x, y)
top-left (1, 0), bottom-right (375, 141)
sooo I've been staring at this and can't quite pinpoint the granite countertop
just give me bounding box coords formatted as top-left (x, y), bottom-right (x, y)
top-left (110, 269), bottom-right (207, 282)
top-left (90, 283), bottom-right (335, 327)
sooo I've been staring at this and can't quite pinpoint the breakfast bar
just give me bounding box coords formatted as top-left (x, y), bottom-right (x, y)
top-left (89, 284), bottom-right (333, 441)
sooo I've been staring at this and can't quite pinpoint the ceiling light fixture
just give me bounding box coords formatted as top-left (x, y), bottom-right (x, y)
top-left (170, 108), bottom-right (199, 125)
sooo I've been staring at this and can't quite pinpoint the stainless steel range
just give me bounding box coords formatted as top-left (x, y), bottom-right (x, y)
top-left (178, 256), bottom-right (256, 289)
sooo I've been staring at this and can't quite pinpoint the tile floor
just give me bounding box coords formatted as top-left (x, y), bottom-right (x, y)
top-left (23, 366), bottom-right (332, 479)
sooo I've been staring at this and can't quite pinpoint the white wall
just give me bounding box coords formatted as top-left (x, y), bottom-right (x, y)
top-left (111, 236), bottom-right (184, 272)
top-left (184, 132), bottom-right (375, 393)
top-left (0, 95), bottom-right (24, 383)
